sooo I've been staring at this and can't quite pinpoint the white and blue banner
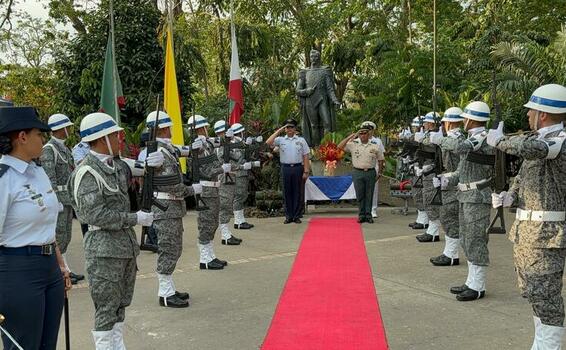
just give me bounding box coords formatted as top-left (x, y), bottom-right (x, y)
top-left (304, 176), bottom-right (356, 202)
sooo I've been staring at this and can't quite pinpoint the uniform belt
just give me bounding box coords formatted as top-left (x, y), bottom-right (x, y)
top-left (516, 208), bottom-right (566, 222)
top-left (200, 180), bottom-right (220, 188)
top-left (281, 163), bottom-right (302, 167)
top-left (153, 192), bottom-right (184, 201)
top-left (457, 179), bottom-right (491, 192)
top-left (0, 243), bottom-right (56, 256)
top-left (354, 167), bottom-right (375, 172)
top-left (56, 185), bottom-right (66, 191)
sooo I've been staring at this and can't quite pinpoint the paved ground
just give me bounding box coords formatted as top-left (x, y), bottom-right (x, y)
top-left (56, 205), bottom-right (542, 350)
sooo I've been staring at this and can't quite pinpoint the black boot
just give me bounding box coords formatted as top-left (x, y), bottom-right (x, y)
top-left (175, 291), bottom-right (190, 301)
top-left (456, 289), bottom-right (485, 301)
top-left (200, 260), bottom-right (224, 270)
top-left (412, 223), bottom-right (429, 230)
top-left (222, 236), bottom-right (242, 245)
top-left (140, 243), bottom-right (158, 253)
top-left (69, 272), bottom-right (85, 281)
top-left (416, 233), bottom-right (439, 242)
top-left (430, 254), bottom-right (459, 266)
top-left (234, 222), bottom-right (254, 229)
top-left (212, 258), bottom-right (228, 266)
top-left (450, 284), bottom-right (469, 294)
top-left (159, 294), bottom-right (189, 308)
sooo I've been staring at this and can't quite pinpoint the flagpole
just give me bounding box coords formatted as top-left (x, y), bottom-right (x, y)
top-left (110, 0), bottom-right (120, 124)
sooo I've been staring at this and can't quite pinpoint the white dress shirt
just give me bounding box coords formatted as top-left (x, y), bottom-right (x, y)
top-left (0, 155), bottom-right (59, 247)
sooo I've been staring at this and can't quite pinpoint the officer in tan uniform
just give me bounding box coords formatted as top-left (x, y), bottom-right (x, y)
top-left (338, 125), bottom-right (383, 223)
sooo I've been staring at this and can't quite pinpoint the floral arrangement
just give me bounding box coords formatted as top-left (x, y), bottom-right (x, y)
top-left (314, 141), bottom-right (345, 176)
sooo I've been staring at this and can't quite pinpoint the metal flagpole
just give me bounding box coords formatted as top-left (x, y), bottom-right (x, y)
top-left (110, 0), bottom-right (120, 124)
top-left (432, 0), bottom-right (437, 116)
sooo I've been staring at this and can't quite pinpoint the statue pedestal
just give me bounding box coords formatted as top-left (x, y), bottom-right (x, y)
top-left (310, 160), bottom-right (352, 177)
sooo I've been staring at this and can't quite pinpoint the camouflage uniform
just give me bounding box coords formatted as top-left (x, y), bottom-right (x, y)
top-left (217, 143), bottom-right (243, 239)
top-left (409, 134), bottom-right (428, 226)
top-left (195, 139), bottom-right (224, 262)
top-left (447, 127), bottom-right (495, 266)
top-left (40, 138), bottom-right (74, 253)
top-left (69, 154), bottom-right (139, 331)
top-left (152, 142), bottom-right (194, 276)
top-left (421, 132), bottom-right (440, 221)
top-left (439, 129), bottom-right (465, 239)
top-left (497, 127), bottom-right (566, 326)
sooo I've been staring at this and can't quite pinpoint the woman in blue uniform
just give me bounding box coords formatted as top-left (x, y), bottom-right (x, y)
top-left (0, 106), bottom-right (72, 350)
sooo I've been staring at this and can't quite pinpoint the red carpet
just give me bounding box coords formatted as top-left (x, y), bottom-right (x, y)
top-left (261, 218), bottom-right (388, 350)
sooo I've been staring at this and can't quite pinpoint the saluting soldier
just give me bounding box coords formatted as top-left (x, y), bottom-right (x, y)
top-left (408, 116), bottom-right (430, 230)
top-left (429, 107), bottom-right (465, 266)
top-left (40, 113), bottom-right (85, 284)
top-left (69, 112), bottom-right (163, 348)
top-left (414, 112), bottom-right (442, 242)
top-left (338, 124), bottom-right (383, 223)
top-left (213, 120), bottom-right (242, 245)
top-left (188, 115), bottom-right (231, 270)
top-left (144, 111), bottom-right (203, 308)
top-left (487, 84), bottom-right (566, 348)
top-left (230, 123), bottom-right (260, 230)
top-left (437, 101), bottom-right (495, 301)
top-left (361, 121), bottom-right (385, 219)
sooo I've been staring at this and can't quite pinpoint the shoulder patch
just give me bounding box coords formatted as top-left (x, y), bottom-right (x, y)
top-left (0, 163), bottom-right (9, 178)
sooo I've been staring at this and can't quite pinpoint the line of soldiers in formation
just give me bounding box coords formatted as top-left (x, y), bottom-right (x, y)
top-left (397, 83), bottom-right (566, 349)
top-left (40, 110), bottom-right (264, 348)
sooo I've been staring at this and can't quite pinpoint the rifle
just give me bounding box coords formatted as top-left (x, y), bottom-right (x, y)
top-left (222, 128), bottom-right (235, 185)
top-left (430, 117), bottom-right (444, 205)
top-left (189, 106), bottom-right (209, 211)
top-left (140, 96), bottom-right (168, 250)
top-left (488, 68), bottom-right (507, 234)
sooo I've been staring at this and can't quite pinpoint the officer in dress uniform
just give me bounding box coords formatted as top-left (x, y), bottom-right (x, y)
top-left (213, 120), bottom-right (243, 245)
top-left (0, 106), bottom-right (72, 350)
top-left (487, 84), bottom-right (566, 348)
top-left (69, 112), bottom-right (163, 349)
top-left (408, 116), bottom-right (430, 230)
top-left (429, 107), bottom-right (465, 266)
top-left (361, 121), bottom-right (385, 219)
top-left (266, 119), bottom-right (311, 224)
top-left (438, 101), bottom-right (495, 301)
top-left (230, 123), bottom-right (259, 230)
top-left (188, 115), bottom-right (231, 270)
top-left (40, 113), bottom-right (85, 284)
top-left (144, 111), bottom-right (203, 308)
top-left (338, 125), bottom-right (383, 223)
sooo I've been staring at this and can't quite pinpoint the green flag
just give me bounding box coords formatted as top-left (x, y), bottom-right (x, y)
top-left (99, 32), bottom-right (124, 122)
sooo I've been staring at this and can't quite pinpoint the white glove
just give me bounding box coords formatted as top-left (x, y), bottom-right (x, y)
top-left (422, 164), bottom-right (434, 173)
top-left (191, 139), bottom-right (203, 150)
top-left (255, 136), bottom-right (263, 143)
top-left (415, 166), bottom-right (423, 176)
top-left (222, 163), bottom-right (232, 173)
top-left (245, 137), bottom-right (253, 145)
top-left (430, 127), bottom-right (444, 145)
top-left (146, 151), bottom-right (164, 167)
top-left (192, 183), bottom-right (203, 195)
top-left (432, 176), bottom-right (441, 188)
top-left (243, 162), bottom-right (252, 170)
top-left (492, 191), bottom-right (513, 208)
top-left (136, 210), bottom-right (154, 227)
top-left (414, 128), bottom-right (425, 143)
top-left (58, 202), bottom-right (64, 213)
top-left (253, 160), bottom-right (261, 167)
top-left (487, 121), bottom-right (504, 147)
top-left (175, 145), bottom-right (191, 157)
top-left (440, 175), bottom-right (449, 190)
top-left (226, 129), bottom-right (234, 138)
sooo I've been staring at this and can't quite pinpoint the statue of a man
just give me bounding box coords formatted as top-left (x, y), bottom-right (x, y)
top-left (296, 49), bottom-right (341, 146)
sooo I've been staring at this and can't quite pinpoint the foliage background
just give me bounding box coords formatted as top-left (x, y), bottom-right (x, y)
top-left (2, 0), bottom-right (566, 138)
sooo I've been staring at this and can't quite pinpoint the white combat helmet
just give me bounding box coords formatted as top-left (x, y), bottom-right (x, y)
top-left (187, 115), bottom-right (209, 129)
top-left (441, 107), bottom-right (464, 123)
top-left (146, 111), bottom-right (173, 129)
top-left (462, 101), bottom-right (490, 122)
top-left (80, 113), bottom-right (123, 142)
top-left (230, 123), bottom-right (245, 135)
top-left (523, 83), bottom-right (566, 114)
top-left (423, 111), bottom-right (441, 124)
top-left (214, 120), bottom-right (227, 134)
top-left (411, 116), bottom-right (422, 127)
top-left (48, 113), bottom-right (74, 131)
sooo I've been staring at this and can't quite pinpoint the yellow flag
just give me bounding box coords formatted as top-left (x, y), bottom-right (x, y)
top-left (164, 27), bottom-right (186, 172)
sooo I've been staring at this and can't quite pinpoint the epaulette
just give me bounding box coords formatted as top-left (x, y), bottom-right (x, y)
top-left (0, 163), bottom-right (9, 178)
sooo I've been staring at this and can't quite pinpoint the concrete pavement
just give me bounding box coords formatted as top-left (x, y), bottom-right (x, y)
top-left (57, 206), bottom-right (541, 349)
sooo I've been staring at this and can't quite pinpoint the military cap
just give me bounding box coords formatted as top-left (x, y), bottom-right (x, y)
top-left (0, 107), bottom-right (50, 134)
top-left (283, 119), bottom-right (298, 127)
